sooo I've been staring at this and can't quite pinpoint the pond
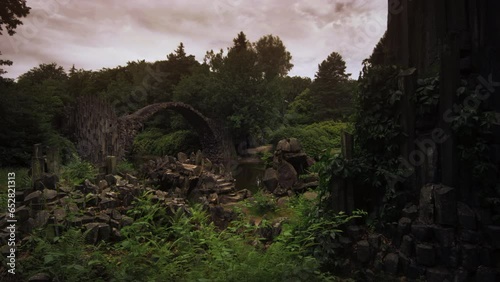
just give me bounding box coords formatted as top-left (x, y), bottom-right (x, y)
top-left (232, 159), bottom-right (266, 194)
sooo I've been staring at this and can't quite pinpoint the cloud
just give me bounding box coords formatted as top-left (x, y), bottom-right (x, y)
top-left (0, 0), bottom-right (387, 80)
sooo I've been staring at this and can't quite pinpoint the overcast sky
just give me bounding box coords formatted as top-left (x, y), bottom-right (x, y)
top-left (0, 0), bottom-right (387, 80)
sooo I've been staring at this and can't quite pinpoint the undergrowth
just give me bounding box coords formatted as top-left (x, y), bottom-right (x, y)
top-left (60, 156), bottom-right (98, 186)
top-left (15, 190), bottom-right (355, 281)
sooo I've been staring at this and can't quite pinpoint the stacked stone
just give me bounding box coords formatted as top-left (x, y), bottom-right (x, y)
top-left (335, 183), bottom-right (499, 281)
top-left (262, 138), bottom-right (318, 197)
top-left (142, 151), bottom-right (251, 206)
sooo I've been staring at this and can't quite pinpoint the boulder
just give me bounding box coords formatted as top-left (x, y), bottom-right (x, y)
top-left (104, 174), bottom-right (117, 186)
top-left (418, 184), bottom-right (434, 224)
top-left (435, 246), bottom-right (459, 267)
top-left (475, 266), bottom-right (497, 282)
top-left (356, 240), bottom-right (371, 263)
top-left (411, 223), bottom-right (433, 242)
top-left (460, 229), bottom-right (481, 243)
top-left (485, 225), bottom-right (500, 249)
top-left (43, 189), bottom-right (57, 201)
top-left (383, 253), bottom-right (399, 274)
top-left (34, 210), bottom-right (50, 228)
top-left (34, 173), bottom-right (59, 190)
top-left (288, 138), bottom-right (301, 152)
top-left (198, 174), bottom-right (217, 192)
top-left (202, 158), bottom-right (213, 172)
top-left (53, 208), bottom-right (66, 222)
top-left (368, 234), bottom-right (381, 249)
top-left (283, 152), bottom-right (308, 174)
top-left (276, 139), bottom-right (291, 152)
top-left (461, 244), bottom-right (479, 271)
top-left (98, 180), bottom-right (109, 190)
top-left (24, 190), bottom-right (42, 205)
top-left (433, 184), bottom-right (457, 226)
top-left (262, 168), bottom-right (279, 192)
top-left (398, 217), bottom-right (412, 235)
top-left (195, 150), bottom-right (203, 165)
top-left (402, 205), bottom-right (418, 220)
top-left (407, 261), bottom-right (426, 280)
top-left (416, 244), bottom-right (435, 266)
top-left (28, 273), bottom-right (52, 282)
top-left (177, 152), bottom-right (188, 163)
top-left (433, 226), bottom-right (454, 247)
top-left (120, 216), bottom-right (134, 227)
top-left (400, 235), bottom-right (414, 257)
top-left (126, 174), bottom-right (138, 185)
top-left (15, 205), bottom-right (31, 222)
top-left (426, 267), bottom-right (452, 282)
top-left (277, 160), bottom-right (297, 189)
top-left (457, 202), bottom-right (476, 230)
top-left (346, 225), bottom-right (364, 241)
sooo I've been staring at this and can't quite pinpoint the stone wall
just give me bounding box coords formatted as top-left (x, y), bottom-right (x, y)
top-left (66, 96), bottom-right (120, 165)
top-left (384, 0), bottom-right (500, 199)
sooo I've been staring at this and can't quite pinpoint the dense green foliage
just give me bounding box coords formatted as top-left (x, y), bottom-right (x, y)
top-left (14, 191), bottom-right (354, 281)
top-left (60, 156), bottom-right (98, 186)
top-left (269, 121), bottom-right (348, 157)
top-left (133, 128), bottom-right (200, 157)
top-left (287, 53), bottom-right (357, 123)
top-left (245, 190), bottom-right (278, 216)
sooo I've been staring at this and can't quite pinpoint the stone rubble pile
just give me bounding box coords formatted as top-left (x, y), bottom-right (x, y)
top-left (0, 150), bottom-right (254, 250)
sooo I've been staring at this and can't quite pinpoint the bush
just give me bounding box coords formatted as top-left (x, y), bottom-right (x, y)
top-left (61, 156), bottom-right (97, 186)
top-left (18, 228), bottom-right (111, 282)
top-left (245, 190), bottom-right (277, 216)
top-left (133, 128), bottom-right (200, 157)
top-left (281, 192), bottom-right (367, 273)
top-left (269, 121), bottom-right (348, 157)
top-left (116, 160), bottom-right (136, 175)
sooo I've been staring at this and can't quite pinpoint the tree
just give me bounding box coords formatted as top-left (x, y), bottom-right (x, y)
top-left (0, 63), bottom-right (70, 166)
top-left (314, 52), bottom-right (350, 83)
top-left (223, 31), bottom-right (259, 80)
top-left (0, 0), bottom-right (31, 36)
top-left (307, 52), bottom-right (355, 121)
top-left (167, 42), bottom-right (187, 61)
top-left (254, 35), bottom-right (293, 80)
top-left (0, 0), bottom-right (31, 75)
top-left (18, 63), bottom-right (68, 84)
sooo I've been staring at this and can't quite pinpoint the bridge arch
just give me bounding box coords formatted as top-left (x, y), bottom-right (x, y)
top-left (118, 102), bottom-right (226, 162)
top-left (68, 97), bottom-right (231, 165)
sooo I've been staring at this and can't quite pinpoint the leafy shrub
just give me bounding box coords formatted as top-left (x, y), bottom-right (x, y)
top-left (133, 128), bottom-right (200, 157)
top-left (269, 121), bottom-right (348, 157)
top-left (245, 190), bottom-right (277, 216)
top-left (19, 228), bottom-right (111, 282)
top-left (279, 192), bottom-right (366, 274)
top-left (61, 156), bottom-right (97, 185)
top-left (116, 160), bottom-right (136, 175)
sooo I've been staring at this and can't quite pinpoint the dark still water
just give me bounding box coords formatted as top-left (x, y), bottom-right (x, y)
top-left (233, 160), bottom-right (265, 193)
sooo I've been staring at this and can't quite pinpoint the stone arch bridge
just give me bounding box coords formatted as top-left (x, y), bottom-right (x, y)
top-left (67, 96), bottom-right (232, 165)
